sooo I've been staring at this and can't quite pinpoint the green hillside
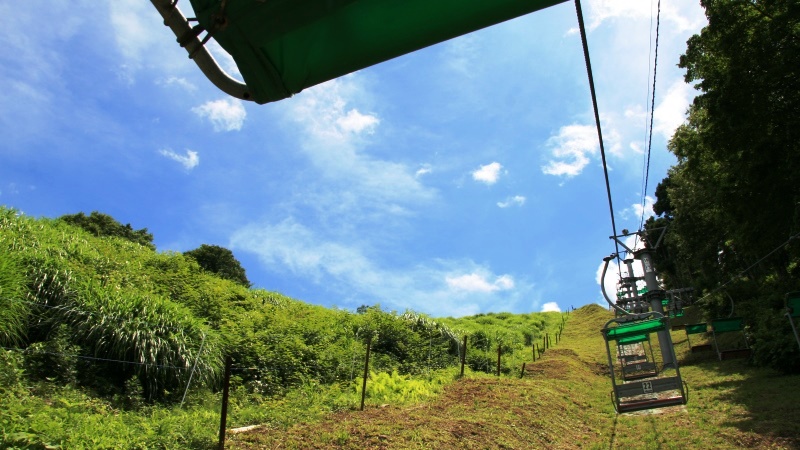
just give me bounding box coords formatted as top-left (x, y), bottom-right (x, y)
top-left (0, 208), bottom-right (563, 448)
top-left (2, 208), bottom-right (799, 449)
top-left (231, 305), bottom-right (800, 449)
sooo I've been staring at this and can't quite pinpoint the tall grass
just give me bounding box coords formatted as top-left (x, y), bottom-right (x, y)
top-left (0, 253), bottom-right (28, 345)
top-left (54, 279), bottom-right (223, 397)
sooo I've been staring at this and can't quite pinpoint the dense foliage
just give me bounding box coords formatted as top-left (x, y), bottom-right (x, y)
top-left (60, 211), bottom-right (156, 250)
top-left (0, 206), bottom-right (565, 448)
top-left (646, 0), bottom-right (800, 372)
top-left (183, 244), bottom-right (251, 288)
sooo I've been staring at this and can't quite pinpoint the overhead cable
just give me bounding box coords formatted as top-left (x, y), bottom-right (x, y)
top-left (639, 0), bottom-right (662, 233)
top-left (574, 0), bottom-right (621, 267)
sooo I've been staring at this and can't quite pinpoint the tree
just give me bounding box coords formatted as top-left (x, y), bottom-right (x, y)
top-left (654, 0), bottom-right (800, 372)
top-left (183, 244), bottom-right (251, 288)
top-left (60, 211), bottom-right (155, 250)
top-left (678, 0), bottom-right (800, 262)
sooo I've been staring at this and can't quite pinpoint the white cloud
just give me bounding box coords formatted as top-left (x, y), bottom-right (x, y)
top-left (472, 162), bottom-right (503, 185)
top-left (284, 77), bottom-right (435, 208)
top-left (585, 0), bottom-right (706, 33)
top-left (653, 79), bottom-right (693, 140)
top-left (446, 273), bottom-right (515, 293)
top-left (415, 164), bottom-right (432, 178)
top-left (542, 124), bottom-right (598, 177)
top-left (336, 108), bottom-right (380, 134)
top-left (443, 34), bottom-right (480, 78)
top-left (159, 148), bottom-right (199, 170)
top-left (541, 302), bottom-right (561, 312)
top-left (620, 195), bottom-right (656, 221)
top-left (632, 196), bottom-right (656, 221)
top-left (192, 98), bottom-right (246, 131)
top-left (109, 0), bottom-right (160, 69)
top-left (160, 76), bottom-right (197, 92)
top-left (497, 195), bottom-right (526, 208)
top-left (230, 218), bottom-right (528, 316)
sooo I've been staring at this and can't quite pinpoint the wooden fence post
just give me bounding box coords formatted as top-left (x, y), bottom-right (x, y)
top-left (496, 344), bottom-right (502, 376)
top-left (218, 356), bottom-right (232, 450)
top-left (360, 335), bottom-right (372, 411)
top-left (460, 335), bottom-right (467, 377)
top-left (520, 362), bottom-right (526, 378)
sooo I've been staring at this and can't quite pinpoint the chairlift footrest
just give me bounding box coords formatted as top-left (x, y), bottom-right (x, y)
top-left (690, 344), bottom-right (713, 353)
top-left (719, 348), bottom-right (751, 360)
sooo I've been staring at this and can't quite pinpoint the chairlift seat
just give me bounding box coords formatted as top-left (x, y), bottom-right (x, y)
top-left (710, 317), bottom-right (750, 360)
top-left (621, 361), bottom-right (659, 381)
top-left (787, 293), bottom-right (800, 318)
top-left (613, 376), bottom-right (686, 413)
top-left (602, 313), bottom-right (687, 413)
top-left (685, 323), bottom-right (708, 335)
top-left (684, 323), bottom-right (712, 352)
top-left (711, 317), bottom-right (745, 334)
top-left (785, 292), bottom-right (800, 350)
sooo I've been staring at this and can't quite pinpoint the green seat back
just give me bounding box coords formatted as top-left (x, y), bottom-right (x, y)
top-left (711, 317), bottom-right (744, 334)
top-left (787, 293), bottom-right (800, 318)
top-left (618, 334), bottom-right (648, 345)
top-left (604, 318), bottom-right (666, 342)
top-left (685, 323), bottom-right (707, 335)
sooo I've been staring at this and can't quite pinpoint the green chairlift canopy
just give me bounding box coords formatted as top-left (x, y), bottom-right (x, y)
top-left (188, 0), bottom-right (569, 104)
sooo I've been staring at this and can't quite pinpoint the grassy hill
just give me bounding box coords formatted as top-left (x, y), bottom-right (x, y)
top-left (2, 208), bottom-right (800, 449)
top-left (231, 305), bottom-right (800, 449)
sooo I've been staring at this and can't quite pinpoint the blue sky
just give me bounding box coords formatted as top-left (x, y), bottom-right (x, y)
top-left (0, 0), bottom-right (706, 317)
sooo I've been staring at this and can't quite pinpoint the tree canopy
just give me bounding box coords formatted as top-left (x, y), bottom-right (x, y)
top-left (60, 211), bottom-right (155, 250)
top-left (647, 0), bottom-right (800, 371)
top-left (183, 244), bottom-right (251, 288)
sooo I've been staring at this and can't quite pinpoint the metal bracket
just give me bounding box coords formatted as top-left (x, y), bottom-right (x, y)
top-left (150, 0), bottom-right (252, 102)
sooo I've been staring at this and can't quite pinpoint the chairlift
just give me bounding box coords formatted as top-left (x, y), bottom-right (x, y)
top-left (711, 317), bottom-right (751, 361)
top-left (151, 0), bottom-right (569, 104)
top-left (601, 312), bottom-right (688, 414)
top-left (684, 323), bottom-right (713, 353)
top-left (706, 292), bottom-right (751, 361)
top-left (663, 287), bottom-right (694, 319)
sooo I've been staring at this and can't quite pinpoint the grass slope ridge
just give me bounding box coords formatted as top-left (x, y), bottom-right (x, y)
top-left (231, 304), bottom-right (800, 449)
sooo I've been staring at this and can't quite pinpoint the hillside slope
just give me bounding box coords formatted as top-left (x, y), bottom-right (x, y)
top-left (230, 305), bottom-right (800, 449)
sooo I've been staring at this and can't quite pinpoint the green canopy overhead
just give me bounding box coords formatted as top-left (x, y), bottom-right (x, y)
top-left (188, 0), bottom-right (569, 104)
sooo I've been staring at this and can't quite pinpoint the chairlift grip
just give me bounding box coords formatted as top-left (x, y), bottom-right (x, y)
top-left (601, 254), bottom-right (631, 316)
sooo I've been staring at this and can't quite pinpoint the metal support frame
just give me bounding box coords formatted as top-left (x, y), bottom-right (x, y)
top-left (786, 292), bottom-right (800, 351)
top-left (788, 313), bottom-right (800, 351)
top-left (607, 229), bottom-right (675, 368)
top-left (150, 0), bottom-right (253, 102)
